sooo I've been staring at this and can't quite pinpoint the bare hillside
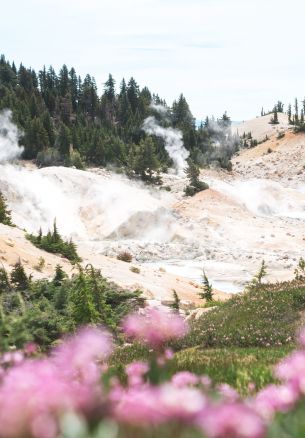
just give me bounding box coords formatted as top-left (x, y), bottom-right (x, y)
top-left (233, 131), bottom-right (305, 183)
top-left (233, 113), bottom-right (290, 142)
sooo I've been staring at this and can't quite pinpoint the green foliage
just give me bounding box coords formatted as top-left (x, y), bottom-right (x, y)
top-left (295, 258), bottom-right (305, 281)
top-left (53, 264), bottom-right (67, 286)
top-left (27, 220), bottom-right (81, 263)
top-left (0, 54), bottom-right (239, 179)
top-left (179, 280), bottom-right (305, 350)
top-left (269, 108), bottom-right (279, 125)
top-left (198, 271), bottom-right (214, 302)
top-left (128, 137), bottom-right (162, 184)
top-left (110, 343), bottom-right (290, 396)
top-left (184, 160), bottom-right (209, 196)
top-left (0, 264), bottom-right (144, 350)
top-left (170, 290), bottom-right (181, 311)
top-left (0, 191), bottom-right (13, 226)
top-left (0, 266), bottom-right (11, 291)
top-left (172, 346), bottom-right (291, 396)
top-left (246, 260), bottom-right (267, 291)
top-left (10, 260), bottom-right (29, 290)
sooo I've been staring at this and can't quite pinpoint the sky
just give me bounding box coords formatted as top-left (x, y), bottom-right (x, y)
top-left (1, 0), bottom-right (305, 120)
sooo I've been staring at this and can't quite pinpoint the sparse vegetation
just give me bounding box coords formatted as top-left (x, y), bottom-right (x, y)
top-left (170, 289), bottom-right (181, 312)
top-left (184, 159), bottom-right (209, 197)
top-left (130, 266), bottom-right (140, 274)
top-left (117, 250), bottom-right (133, 263)
top-left (27, 220), bottom-right (81, 263)
top-left (198, 271), bottom-right (214, 302)
top-left (0, 191), bottom-right (13, 226)
top-left (269, 107), bottom-right (279, 125)
top-left (34, 256), bottom-right (46, 272)
top-left (277, 131), bottom-right (285, 139)
top-left (295, 257), bottom-right (305, 281)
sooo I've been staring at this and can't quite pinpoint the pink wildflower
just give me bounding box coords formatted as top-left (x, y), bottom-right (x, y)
top-left (122, 308), bottom-right (188, 349)
top-left (112, 382), bottom-right (206, 426)
top-left (275, 351), bottom-right (305, 393)
top-left (53, 326), bottom-right (113, 384)
top-left (198, 403), bottom-right (265, 438)
top-left (171, 371), bottom-right (199, 387)
top-left (253, 384), bottom-right (298, 420)
top-left (126, 361), bottom-right (149, 386)
top-left (217, 383), bottom-right (240, 402)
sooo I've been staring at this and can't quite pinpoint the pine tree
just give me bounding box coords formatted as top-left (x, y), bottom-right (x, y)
top-left (256, 260), bottom-right (267, 285)
top-left (69, 269), bottom-right (99, 325)
top-left (170, 290), bottom-right (181, 312)
top-left (10, 260), bottom-right (29, 290)
top-left (57, 123), bottom-right (71, 156)
top-left (53, 264), bottom-right (67, 286)
top-left (184, 159), bottom-right (209, 196)
top-left (295, 98), bottom-right (299, 123)
top-left (0, 266), bottom-right (10, 291)
top-left (131, 137), bottom-right (161, 183)
top-left (270, 108), bottom-right (279, 125)
top-left (288, 104), bottom-right (292, 124)
top-left (198, 271), bottom-right (213, 302)
top-left (104, 74), bottom-right (116, 101)
top-left (247, 260), bottom-right (267, 291)
top-left (0, 191), bottom-right (13, 226)
top-left (52, 219), bottom-right (60, 243)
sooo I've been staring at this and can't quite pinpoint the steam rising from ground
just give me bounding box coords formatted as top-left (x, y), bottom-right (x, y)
top-left (143, 115), bottom-right (189, 174)
top-left (212, 179), bottom-right (305, 219)
top-left (0, 112), bottom-right (182, 244)
top-left (0, 110), bottom-right (23, 163)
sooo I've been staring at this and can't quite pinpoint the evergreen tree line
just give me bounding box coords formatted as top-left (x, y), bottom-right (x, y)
top-left (0, 54), bottom-right (238, 178)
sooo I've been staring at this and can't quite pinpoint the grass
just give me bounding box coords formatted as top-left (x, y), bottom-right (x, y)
top-left (110, 344), bottom-right (291, 395)
top-left (179, 280), bottom-right (305, 350)
top-left (171, 346), bottom-right (291, 395)
top-left (109, 279), bottom-right (305, 394)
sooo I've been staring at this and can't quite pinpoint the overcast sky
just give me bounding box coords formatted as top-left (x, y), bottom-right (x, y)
top-left (2, 0), bottom-right (305, 120)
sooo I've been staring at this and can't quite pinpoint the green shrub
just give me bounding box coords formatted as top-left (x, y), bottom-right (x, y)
top-left (27, 220), bottom-right (81, 264)
top-left (0, 264), bottom-right (145, 350)
top-left (130, 266), bottom-right (140, 274)
top-left (0, 191), bottom-right (13, 226)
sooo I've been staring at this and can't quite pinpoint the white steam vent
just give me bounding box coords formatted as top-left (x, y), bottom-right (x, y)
top-left (0, 110), bottom-right (24, 163)
top-left (142, 107), bottom-right (189, 174)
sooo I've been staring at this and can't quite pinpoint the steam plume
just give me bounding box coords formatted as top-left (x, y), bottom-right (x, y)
top-left (0, 110), bottom-right (23, 163)
top-left (142, 115), bottom-right (189, 174)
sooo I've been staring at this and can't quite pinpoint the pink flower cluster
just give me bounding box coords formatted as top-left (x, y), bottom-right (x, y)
top-left (122, 307), bottom-right (188, 348)
top-left (2, 309), bottom-right (305, 437)
top-left (0, 327), bottom-right (112, 438)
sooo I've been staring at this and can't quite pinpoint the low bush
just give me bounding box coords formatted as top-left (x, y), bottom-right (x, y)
top-left (27, 220), bottom-right (81, 264)
top-left (117, 251), bottom-right (133, 263)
